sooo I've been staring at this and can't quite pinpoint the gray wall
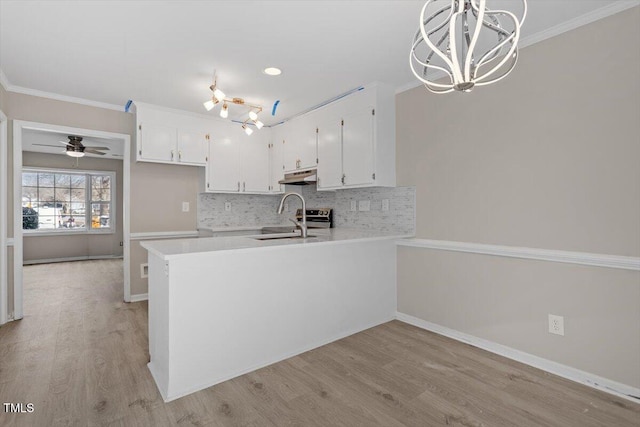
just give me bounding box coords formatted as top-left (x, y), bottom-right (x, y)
top-left (396, 7), bottom-right (640, 389)
top-left (22, 152), bottom-right (124, 263)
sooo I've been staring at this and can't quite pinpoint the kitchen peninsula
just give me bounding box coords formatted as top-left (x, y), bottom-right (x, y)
top-left (141, 229), bottom-right (407, 402)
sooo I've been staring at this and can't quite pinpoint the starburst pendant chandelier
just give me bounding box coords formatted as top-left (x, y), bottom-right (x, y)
top-left (410, 0), bottom-right (527, 93)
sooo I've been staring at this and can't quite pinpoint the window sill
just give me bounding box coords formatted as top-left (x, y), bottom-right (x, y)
top-left (23, 230), bottom-right (115, 237)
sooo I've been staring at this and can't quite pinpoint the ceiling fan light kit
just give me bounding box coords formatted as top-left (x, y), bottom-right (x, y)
top-left (61, 135), bottom-right (109, 158)
top-left (203, 74), bottom-right (264, 135)
top-left (410, 0), bottom-right (527, 94)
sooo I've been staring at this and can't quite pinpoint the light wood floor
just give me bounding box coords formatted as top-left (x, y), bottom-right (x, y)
top-left (0, 260), bottom-right (638, 426)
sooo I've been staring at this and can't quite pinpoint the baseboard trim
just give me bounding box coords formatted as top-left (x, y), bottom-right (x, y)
top-left (129, 293), bottom-right (148, 302)
top-left (395, 312), bottom-right (640, 403)
top-left (396, 239), bottom-right (640, 271)
top-left (23, 254), bottom-right (123, 265)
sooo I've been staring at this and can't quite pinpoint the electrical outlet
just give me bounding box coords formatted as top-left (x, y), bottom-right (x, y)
top-left (548, 314), bottom-right (564, 336)
top-left (182, 202), bottom-right (190, 212)
top-left (358, 200), bottom-right (371, 211)
top-left (382, 199), bottom-right (390, 211)
top-left (224, 202), bottom-right (232, 212)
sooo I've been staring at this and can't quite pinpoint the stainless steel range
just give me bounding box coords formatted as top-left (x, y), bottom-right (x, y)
top-left (295, 208), bottom-right (333, 228)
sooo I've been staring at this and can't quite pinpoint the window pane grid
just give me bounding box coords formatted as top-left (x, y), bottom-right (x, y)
top-left (22, 169), bottom-right (114, 232)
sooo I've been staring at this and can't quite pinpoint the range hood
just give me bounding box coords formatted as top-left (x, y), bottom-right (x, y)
top-left (278, 169), bottom-right (317, 185)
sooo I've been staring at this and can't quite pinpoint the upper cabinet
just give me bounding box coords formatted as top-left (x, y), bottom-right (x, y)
top-left (135, 102), bottom-right (208, 166)
top-left (205, 120), bottom-right (271, 194)
top-left (283, 115), bottom-right (318, 172)
top-left (316, 84), bottom-right (396, 190)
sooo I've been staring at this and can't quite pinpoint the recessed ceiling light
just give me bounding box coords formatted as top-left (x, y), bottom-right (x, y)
top-left (263, 67), bottom-right (282, 76)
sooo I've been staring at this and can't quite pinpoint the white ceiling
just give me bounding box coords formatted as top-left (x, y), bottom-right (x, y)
top-left (1, 1), bottom-right (637, 125)
top-left (23, 128), bottom-right (125, 159)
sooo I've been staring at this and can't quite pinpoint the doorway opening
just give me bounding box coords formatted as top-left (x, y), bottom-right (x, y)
top-left (11, 121), bottom-right (131, 320)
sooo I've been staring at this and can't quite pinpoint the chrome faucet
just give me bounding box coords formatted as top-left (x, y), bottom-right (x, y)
top-left (277, 192), bottom-right (308, 238)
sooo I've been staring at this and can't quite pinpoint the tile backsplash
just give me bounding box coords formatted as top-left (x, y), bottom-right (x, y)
top-left (198, 185), bottom-right (415, 234)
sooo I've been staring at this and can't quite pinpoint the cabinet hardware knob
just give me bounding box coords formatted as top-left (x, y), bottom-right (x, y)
top-left (171, 150), bottom-right (174, 160)
top-left (178, 150), bottom-right (182, 160)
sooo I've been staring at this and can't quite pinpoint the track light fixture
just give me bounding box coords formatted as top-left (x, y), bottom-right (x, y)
top-left (203, 72), bottom-right (264, 135)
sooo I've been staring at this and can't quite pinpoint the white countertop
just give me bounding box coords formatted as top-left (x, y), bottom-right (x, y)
top-left (141, 228), bottom-right (412, 260)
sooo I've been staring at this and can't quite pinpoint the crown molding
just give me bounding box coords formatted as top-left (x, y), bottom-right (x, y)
top-left (0, 68), bottom-right (10, 92)
top-left (396, 1), bottom-right (640, 95)
top-left (519, 0), bottom-right (640, 50)
top-left (7, 84), bottom-right (123, 111)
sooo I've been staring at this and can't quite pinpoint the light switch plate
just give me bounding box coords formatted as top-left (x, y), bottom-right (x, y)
top-left (182, 202), bottom-right (190, 212)
top-left (358, 200), bottom-right (371, 211)
top-left (382, 199), bottom-right (390, 211)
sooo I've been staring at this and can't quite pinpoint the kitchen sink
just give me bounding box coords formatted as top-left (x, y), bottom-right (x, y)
top-left (253, 232), bottom-right (316, 240)
top-left (260, 226), bottom-right (297, 234)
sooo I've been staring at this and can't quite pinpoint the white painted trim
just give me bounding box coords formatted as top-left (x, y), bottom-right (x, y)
top-left (396, 312), bottom-right (640, 403)
top-left (6, 84), bottom-right (123, 112)
top-left (0, 110), bottom-right (7, 325)
top-left (6, 238), bottom-right (13, 246)
top-left (13, 122), bottom-right (24, 320)
top-left (130, 293), bottom-right (148, 302)
top-left (396, 239), bottom-right (640, 271)
top-left (23, 255), bottom-right (123, 265)
top-left (130, 231), bottom-right (199, 240)
top-left (13, 120), bottom-right (132, 314)
top-left (519, 1), bottom-right (640, 50)
top-left (0, 69), bottom-right (9, 92)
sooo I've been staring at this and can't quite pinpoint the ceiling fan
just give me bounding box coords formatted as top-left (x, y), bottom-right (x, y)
top-left (33, 135), bottom-right (110, 157)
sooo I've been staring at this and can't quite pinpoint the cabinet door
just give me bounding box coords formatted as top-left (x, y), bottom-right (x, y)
top-left (241, 132), bottom-right (270, 193)
top-left (177, 129), bottom-right (208, 165)
top-left (269, 128), bottom-right (285, 193)
top-left (342, 107), bottom-right (375, 186)
top-left (139, 123), bottom-right (176, 162)
top-left (281, 122), bottom-right (298, 172)
top-left (317, 118), bottom-right (343, 189)
top-left (297, 114), bottom-right (318, 170)
top-left (206, 123), bottom-right (241, 192)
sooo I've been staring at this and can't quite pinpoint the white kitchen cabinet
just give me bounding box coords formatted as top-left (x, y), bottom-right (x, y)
top-left (177, 129), bottom-right (209, 165)
top-left (269, 127), bottom-right (285, 193)
top-left (205, 120), bottom-right (271, 194)
top-left (316, 117), bottom-right (342, 189)
top-left (241, 131), bottom-right (270, 193)
top-left (316, 84), bottom-right (395, 190)
top-left (342, 107), bottom-right (375, 186)
top-left (283, 115), bottom-right (318, 172)
top-left (135, 102), bottom-right (208, 166)
top-left (206, 119), bottom-right (239, 192)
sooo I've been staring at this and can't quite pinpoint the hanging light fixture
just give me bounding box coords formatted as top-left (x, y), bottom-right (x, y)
top-left (410, 0), bottom-right (527, 94)
top-left (220, 102), bottom-right (229, 118)
top-left (203, 72), bottom-right (264, 135)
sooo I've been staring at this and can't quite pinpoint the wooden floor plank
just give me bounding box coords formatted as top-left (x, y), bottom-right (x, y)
top-left (0, 259), bottom-right (638, 427)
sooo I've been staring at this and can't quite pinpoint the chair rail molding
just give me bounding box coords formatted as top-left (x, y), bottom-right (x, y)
top-left (396, 239), bottom-right (640, 271)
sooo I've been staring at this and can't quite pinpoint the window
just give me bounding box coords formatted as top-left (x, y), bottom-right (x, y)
top-left (22, 168), bottom-right (115, 233)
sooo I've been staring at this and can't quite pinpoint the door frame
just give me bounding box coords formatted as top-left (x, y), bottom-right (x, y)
top-left (12, 120), bottom-right (132, 320)
top-left (0, 110), bottom-right (7, 324)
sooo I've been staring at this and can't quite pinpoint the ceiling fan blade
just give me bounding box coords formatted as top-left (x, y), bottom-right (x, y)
top-left (59, 140), bottom-right (73, 146)
top-left (33, 143), bottom-right (62, 148)
top-left (84, 148), bottom-right (106, 155)
top-left (84, 146), bottom-right (110, 151)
